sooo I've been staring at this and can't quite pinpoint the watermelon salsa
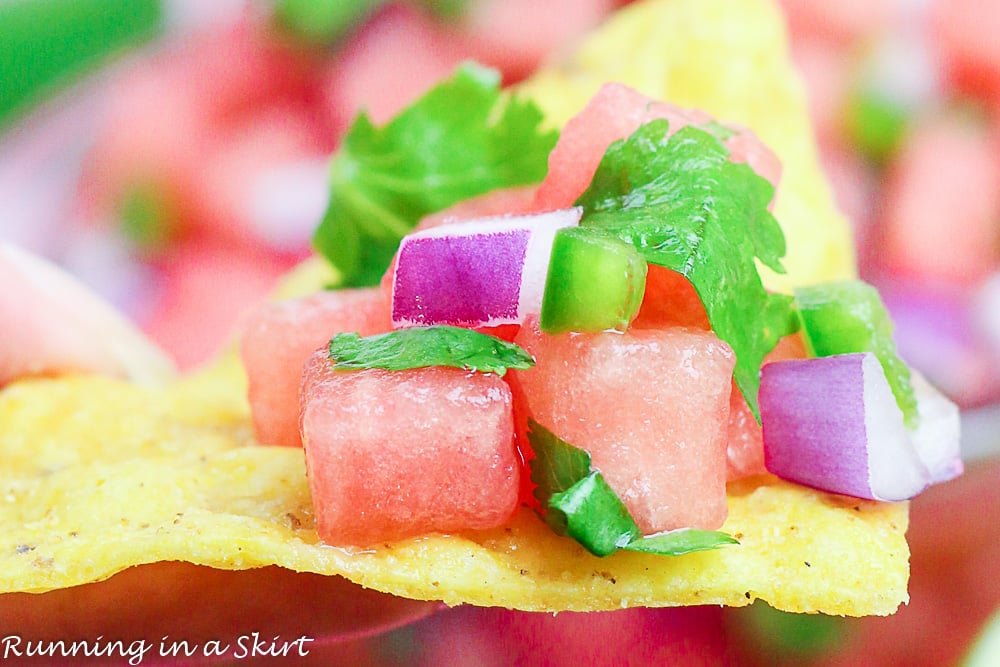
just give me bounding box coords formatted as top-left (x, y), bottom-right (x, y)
top-left (240, 65), bottom-right (962, 554)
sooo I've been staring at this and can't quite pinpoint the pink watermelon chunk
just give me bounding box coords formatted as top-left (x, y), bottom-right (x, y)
top-left (458, 0), bottom-right (616, 82)
top-left (533, 83), bottom-right (782, 211)
top-left (513, 318), bottom-right (735, 533)
top-left (142, 238), bottom-right (295, 370)
top-left (725, 333), bottom-right (808, 481)
top-left (932, 0), bottom-right (1000, 107)
top-left (777, 0), bottom-right (893, 46)
top-left (239, 288), bottom-right (392, 447)
top-left (627, 262), bottom-right (783, 482)
top-left (322, 3), bottom-right (468, 130)
top-left (880, 113), bottom-right (1000, 286)
top-left (630, 264), bottom-right (711, 331)
top-left (412, 185), bottom-right (542, 233)
top-left (300, 354), bottom-right (520, 547)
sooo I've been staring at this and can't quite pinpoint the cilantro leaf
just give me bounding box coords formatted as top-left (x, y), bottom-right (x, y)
top-left (273, 0), bottom-right (468, 46)
top-left (273, 0), bottom-right (385, 46)
top-left (528, 417), bottom-right (592, 525)
top-left (528, 419), bottom-right (737, 558)
top-left (0, 0), bottom-right (161, 129)
top-left (313, 62), bottom-right (559, 287)
top-left (417, 0), bottom-right (470, 20)
top-left (328, 326), bottom-right (534, 376)
top-left (624, 529), bottom-right (739, 556)
top-left (576, 120), bottom-right (799, 420)
top-left (550, 472), bottom-right (641, 556)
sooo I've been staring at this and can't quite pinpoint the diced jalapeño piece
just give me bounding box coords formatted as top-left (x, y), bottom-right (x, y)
top-left (794, 280), bottom-right (918, 428)
top-left (540, 227), bottom-right (647, 334)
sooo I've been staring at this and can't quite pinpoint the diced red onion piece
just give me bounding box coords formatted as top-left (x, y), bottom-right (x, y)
top-left (881, 279), bottom-right (1000, 406)
top-left (760, 352), bottom-right (930, 501)
top-left (391, 207), bottom-right (581, 327)
top-left (910, 371), bottom-right (963, 484)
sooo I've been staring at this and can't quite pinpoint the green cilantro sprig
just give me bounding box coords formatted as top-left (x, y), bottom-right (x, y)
top-left (313, 62), bottom-right (558, 287)
top-left (528, 419), bottom-right (738, 557)
top-left (328, 326), bottom-right (535, 376)
top-left (273, 0), bottom-right (384, 45)
top-left (0, 0), bottom-right (161, 129)
top-left (576, 120), bottom-right (799, 420)
top-left (273, 0), bottom-right (470, 46)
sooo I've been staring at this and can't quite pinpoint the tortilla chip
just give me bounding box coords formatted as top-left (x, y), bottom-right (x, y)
top-left (0, 0), bottom-right (908, 618)
top-left (0, 357), bottom-right (908, 616)
top-left (518, 0), bottom-right (857, 293)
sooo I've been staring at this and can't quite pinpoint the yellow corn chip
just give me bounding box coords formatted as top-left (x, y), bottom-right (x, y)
top-left (0, 0), bottom-right (908, 620)
top-left (518, 0), bottom-right (857, 293)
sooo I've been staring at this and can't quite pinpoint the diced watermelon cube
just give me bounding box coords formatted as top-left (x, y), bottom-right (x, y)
top-left (630, 264), bottom-right (711, 331)
top-left (880, 112), bottom-right (1000, 286)
top-left (142, 238), bottom-right (295, 370)
top-left (457, 0), bottom-right (616, 82)
top-left (725, 333), bottom-right (808, 481)
top-left (513, 318), bottom-right (735, 533)
top-left (778, 0), bottom-right (893, 46)
top-left (322, 3), bottom-right (468, 129)
top-left (239, 288), bottom-right (392, 447)
top-left (725, 385), bottom-right (768, 481)
top-left (932, 0), bottom-right (1000, 106)
top-left (300, 354), bottom-right (520, 547)
top-left (533, 83), bottom-right (781, 211)
top-left (413, 185), bottom-right (542, 233)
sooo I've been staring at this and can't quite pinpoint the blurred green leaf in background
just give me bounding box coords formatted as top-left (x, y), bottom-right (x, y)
top-left (0, 0), bottom-right (163, 129)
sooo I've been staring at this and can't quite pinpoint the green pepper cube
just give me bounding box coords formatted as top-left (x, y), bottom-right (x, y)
top-left (540, 227), bottom-right (647, 334)
top-left (794, 280), bottom-right (917, 428)
top-left (845, 88), bottom-right (909, 164)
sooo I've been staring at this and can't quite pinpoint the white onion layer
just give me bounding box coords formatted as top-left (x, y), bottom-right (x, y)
top-left (760, 352), bottom-right (941, 502)
top-left (910, 371), bottom-right (963, 484)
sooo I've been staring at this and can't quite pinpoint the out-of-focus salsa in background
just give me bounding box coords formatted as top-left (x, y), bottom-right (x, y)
top-left (1, 0), bottom-right (999, 664)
